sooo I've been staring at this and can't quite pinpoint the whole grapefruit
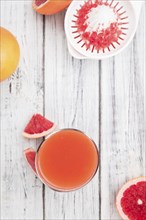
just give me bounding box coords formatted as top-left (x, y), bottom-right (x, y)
top-left (0, 27), bottom-right (20, 82)
top-left (32, 0), bottom-right (72, 15)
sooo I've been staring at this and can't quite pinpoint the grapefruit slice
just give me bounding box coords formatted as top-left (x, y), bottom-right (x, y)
top-left (116, 177), bottom-right (146, 220)
top-left (32, 0), bottom-right (72, 15)
top-left (24, 148), bottom-right (37, 175)
top-left (22, 114), bottom-right (56, 139)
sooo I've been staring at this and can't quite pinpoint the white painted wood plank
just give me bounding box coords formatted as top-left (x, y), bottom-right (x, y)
top-left (1, 1), bottom-right (145, 220)
top-left (1, 1), bottom-right (44, 219)
top-left (100, 6), bottom-right (145, 220)
top-left (44, 12), bottom-right (100, 220)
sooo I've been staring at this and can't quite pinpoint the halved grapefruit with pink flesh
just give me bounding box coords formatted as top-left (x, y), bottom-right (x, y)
top-left (32, 0), bottom-right (72, 15)
top-left (116, 177), bottom-right (146, 220)
top-left (24, 148), bottom-right (37, 175)
top-left (22, 114), bottom-right (56, 138)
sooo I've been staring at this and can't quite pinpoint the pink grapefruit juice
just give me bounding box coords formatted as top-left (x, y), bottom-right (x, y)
top-left (36, 129), bottom-right (99, 191)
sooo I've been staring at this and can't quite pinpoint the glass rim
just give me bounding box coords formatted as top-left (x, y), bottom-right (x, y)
top-left (35, 128), bottom-right (99, 192)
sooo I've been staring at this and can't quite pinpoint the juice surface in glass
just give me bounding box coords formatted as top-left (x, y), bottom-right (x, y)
top-left (36, 129), bottom-right (98, 191)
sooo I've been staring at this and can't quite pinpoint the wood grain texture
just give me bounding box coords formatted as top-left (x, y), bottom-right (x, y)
top-left (100, 6), bottom-right (145, 219)
top-left (1, 1), bottom-right (44, 219)
top-left (44, 12), bottom-right (100, 220)
top-left (1, 1), bottom-right (145, 220)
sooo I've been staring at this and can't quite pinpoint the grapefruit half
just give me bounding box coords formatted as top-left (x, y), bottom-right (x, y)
top-left (22, 114), bottom-right (56, 138)
top-left (24, 148), bottom-right (37, 175)
top-left (32, 0), bottom-right (72, 15)
top-left (116, 176), bottom-right (146, 220)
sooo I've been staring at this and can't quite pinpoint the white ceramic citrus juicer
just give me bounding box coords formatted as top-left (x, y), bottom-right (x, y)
top-left (65, 0), bottom-right (143, 59)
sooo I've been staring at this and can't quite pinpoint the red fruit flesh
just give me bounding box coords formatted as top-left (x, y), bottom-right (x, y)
top-left (121, 181), bottom-right (146, 220)
top-left (35, 0), bottom-right (47, 7)
top-left (74, 0), bottom-right (122, 51)
top-left (24, 148), bottom-right (37, 175)
top-left (24, 114), bottom-right (54, 134)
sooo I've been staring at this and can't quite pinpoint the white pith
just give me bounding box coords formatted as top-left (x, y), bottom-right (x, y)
top-left (23, 148), bottom-right (37, 175)
top-left (33, 0), bottom-right (49, 9)
top-left (116, 176), bottom-right (146, 220)
top-left (22, 124), bottom-right (57, 139)
top-left (137, 199), bottom-right (143, 205)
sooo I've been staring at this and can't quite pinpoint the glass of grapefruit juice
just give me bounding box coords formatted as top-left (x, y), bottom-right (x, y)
top-left (36, 129), bottom-right (99, 191)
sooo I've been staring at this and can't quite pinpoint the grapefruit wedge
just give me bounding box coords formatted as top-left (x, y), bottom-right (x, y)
top-left (32, 0), bottom-right (72, 15)
top-left (24, 148), bottom-right (37, 175)
top-left (116, 176), bottom-right (146, 220)
top-left (22, 114), bottom-right (56, 139)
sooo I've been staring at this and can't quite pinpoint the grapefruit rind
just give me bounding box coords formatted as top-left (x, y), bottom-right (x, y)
top-left (32, 0), bottom-right (71, 15)
top-left (23, 148), bottom-right (37, 175)
top-left (116, 176), bottom-right (146, 220)
top-left (0, 27), bottom-right (20, 81)
top-left (22, 123), bottom-right (57, 139)
top-left (32, 0), bottom-right (48, 10)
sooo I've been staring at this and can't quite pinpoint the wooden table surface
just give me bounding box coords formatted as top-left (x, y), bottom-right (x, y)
top-left (1, 1), bottom-right (145, 220)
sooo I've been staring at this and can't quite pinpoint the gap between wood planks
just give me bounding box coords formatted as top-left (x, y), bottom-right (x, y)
top-left (42, 15), bottom-right (46, 220)
top-left (40, 13), bottom-right (113, 219)
top-left (98, 60), bottom-right (102, 220)
top-left (41, 14), bottom-right (103, 218)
